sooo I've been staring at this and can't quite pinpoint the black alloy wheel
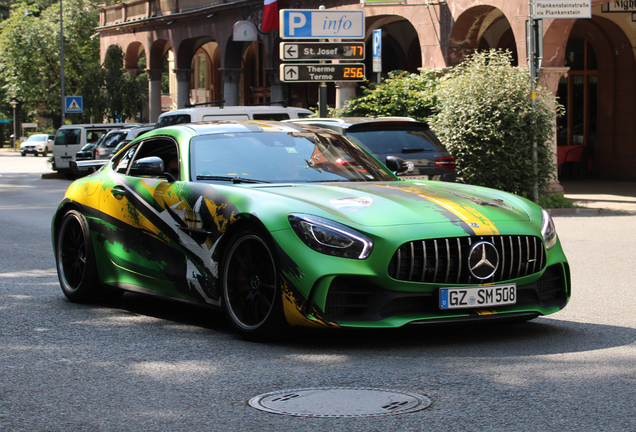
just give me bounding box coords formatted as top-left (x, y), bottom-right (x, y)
top-left (222, 228), bottom-right (287, 341)
top-left (56, 210), bottom-right (111, 302)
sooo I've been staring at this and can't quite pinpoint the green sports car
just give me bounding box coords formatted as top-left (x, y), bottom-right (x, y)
top-left (52, 121), bottom-right (570, 341)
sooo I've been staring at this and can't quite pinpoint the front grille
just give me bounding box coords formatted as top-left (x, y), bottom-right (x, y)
top-left (388, 235), bottom-right (546, 285)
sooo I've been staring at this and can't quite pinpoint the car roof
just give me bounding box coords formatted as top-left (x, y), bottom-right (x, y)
top-left (150, 120), bottom-right (322, 137)
top-left (57, 123), bottom-right (141, 129)
top-left (158, 106), bottom-right (313, 117)
top-left (287, 117), bottom-right (418, 128)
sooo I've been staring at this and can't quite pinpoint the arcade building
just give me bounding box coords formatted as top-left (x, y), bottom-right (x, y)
top-left (96, 0), bottom-right (636, 182)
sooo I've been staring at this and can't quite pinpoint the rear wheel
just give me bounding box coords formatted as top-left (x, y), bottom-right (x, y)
top-left (56, 210), bottom-right (115, 302)
top-left (222, 228), bottom-right (288, 341)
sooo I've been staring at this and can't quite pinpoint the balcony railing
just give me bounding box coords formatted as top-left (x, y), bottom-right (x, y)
top-left (100, 0), bottom-right (228, 27)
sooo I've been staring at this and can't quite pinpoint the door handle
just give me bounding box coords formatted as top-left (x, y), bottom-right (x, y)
top-left (111, 186), bottom-right (126, 198)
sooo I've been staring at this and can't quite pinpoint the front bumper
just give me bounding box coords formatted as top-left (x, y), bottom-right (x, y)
top-left (21, 145), bottom-right (46, 154)
top-left (273, 226), bottom-right (570, 329)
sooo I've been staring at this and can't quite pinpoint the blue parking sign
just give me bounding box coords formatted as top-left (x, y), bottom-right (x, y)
top-left (65, 96), bottom-right (83, 113)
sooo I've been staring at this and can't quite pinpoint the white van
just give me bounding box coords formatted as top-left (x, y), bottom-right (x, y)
top-left (53, 123), bottom-right (140, 174)
top-left (154, 106), bottom-right (313, 129)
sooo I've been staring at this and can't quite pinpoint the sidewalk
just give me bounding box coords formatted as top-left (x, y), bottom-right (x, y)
top-left (557, 179), bottom-right (636, 215)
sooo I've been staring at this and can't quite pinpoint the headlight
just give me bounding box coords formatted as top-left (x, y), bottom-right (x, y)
top-left (288, 213), bottom-right (373, 259)
top-left (541, 209), bottom-right (557, 250)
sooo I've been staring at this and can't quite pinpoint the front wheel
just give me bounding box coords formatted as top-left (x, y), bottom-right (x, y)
top-left (222, 228), bottom-right (288, 341)
top-left (55, 210), bottom-right (103, 302)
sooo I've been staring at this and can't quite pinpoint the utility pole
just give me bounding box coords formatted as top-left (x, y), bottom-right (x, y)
top-left (60, 0), bottom-right (65, 123)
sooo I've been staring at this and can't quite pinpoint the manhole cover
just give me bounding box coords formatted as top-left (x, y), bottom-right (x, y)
top-left (249, 387), bottom-right (431, 418)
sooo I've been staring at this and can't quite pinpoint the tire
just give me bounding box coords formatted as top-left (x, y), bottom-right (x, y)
top-left (21, 152), bottom-right (25, 157)
top-left (42, 148), bottom-right (47, 157)
top-left (55, 210), bottom-right (107, 302)
top-left (222, 228), bottom-right (288, 341)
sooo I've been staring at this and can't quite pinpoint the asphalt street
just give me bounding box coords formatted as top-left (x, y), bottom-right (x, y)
top-left (1, 149), bottom-right (635, 431)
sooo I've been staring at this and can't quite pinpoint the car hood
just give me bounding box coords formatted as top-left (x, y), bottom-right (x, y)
top-left (253, 181), bottom-right (531, 232)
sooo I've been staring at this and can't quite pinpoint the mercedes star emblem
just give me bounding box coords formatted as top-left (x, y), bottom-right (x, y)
top-left (468, 241), bottom-right (499, 280)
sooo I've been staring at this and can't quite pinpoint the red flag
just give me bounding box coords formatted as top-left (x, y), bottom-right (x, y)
top-left (262, 0), bottom-right (279, 32)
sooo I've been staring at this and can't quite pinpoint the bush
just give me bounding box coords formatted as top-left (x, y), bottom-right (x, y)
top-left (337, 70), bottom-right (441, 121)
top-left (429, 50), bottom-right (561, 199)
top-left (537, 193), bottom-right (577, 209)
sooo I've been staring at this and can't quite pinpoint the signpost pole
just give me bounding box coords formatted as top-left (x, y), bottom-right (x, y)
top-left (528, 0), bottom-right (539, 202)
top-left (318, 6), bottom-right (327, 118)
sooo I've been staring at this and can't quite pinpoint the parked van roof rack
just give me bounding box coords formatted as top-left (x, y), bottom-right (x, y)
top-left (248, 100), bottom-right (288, 108)
top-left (185, 99), bottom-right (225, 108)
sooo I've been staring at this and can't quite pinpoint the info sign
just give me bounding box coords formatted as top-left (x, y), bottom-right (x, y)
top-left (280, 42), bottom-right (364, 61)
top-left (534, 0), bottom-right (591, 19)
top-left (280, 63), bottom-right (366, 83)
top-left (279, 9), bottom-right (365, 39)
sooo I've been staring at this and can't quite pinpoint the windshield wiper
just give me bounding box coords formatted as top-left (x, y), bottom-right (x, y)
top-left (196, 175), bottom-right (270, 184)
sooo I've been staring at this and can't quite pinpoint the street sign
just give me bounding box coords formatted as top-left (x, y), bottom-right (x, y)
top-left (65, 96), bottom-right (83, 113)
top-left (534, 0), bottom-right (591, 19)
top-left (280, 42), bottom-right (365, 61)
top-left (280, 9), bottom-right (365, 39)
top-left (0, 119), bottom-right (12, 124)
top-left (280, 63), bottom-right (366, 83)
top-left (372, 29), bottom-right (382, 73)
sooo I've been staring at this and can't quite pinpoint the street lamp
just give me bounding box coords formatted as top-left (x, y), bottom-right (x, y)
top-left (10, 100), bottom-right (18, 150)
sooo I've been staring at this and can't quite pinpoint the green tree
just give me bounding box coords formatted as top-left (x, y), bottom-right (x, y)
top-left (429, 50), bottom-right (561, 198)
top-left (0, 0), bottom-right (101, 127)
top-left (102, 45), bottom-right (147, 122)
top-left (337, 70), bottom-right (441, 121)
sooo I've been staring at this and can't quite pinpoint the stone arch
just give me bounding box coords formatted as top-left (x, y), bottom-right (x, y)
top-left (448, 6), bottom-right (517, 66)
top-left (190, 41), bottom-right (222, 104)
top-left (125, 41), bottom-right (146, 72)
top-left (553, 15), bottom-right (635, 180)
top-left (364, 15), bottom-right (421, 75)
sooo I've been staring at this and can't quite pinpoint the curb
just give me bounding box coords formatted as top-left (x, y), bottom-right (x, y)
top-left (547, 207), bottom-right (636, 216)
top-left (41, 172), bottom-right (67, 180)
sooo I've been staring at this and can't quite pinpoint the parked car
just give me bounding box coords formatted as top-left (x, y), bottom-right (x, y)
top-left (55, 120), bottom-right (570, 341)
top-left (287, 117), bottom-right (456, 182)
top-left (95, 125), bottom-right (156, 160)
top-left (154, 106), bottom-right (313, 129)
top-left (20, 134), bottom-right (55, 157)
top-left (53, 123), bottom-right (141, 175)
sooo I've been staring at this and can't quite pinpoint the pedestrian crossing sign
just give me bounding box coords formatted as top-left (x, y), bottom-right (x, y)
top-left (65, 96), bottom-right (83, 113)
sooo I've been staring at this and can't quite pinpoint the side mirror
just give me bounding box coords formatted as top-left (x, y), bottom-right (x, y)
top-left (385, 156), bottom-right (414, 175)
top-left (130, 156), bottom-right (164, 176)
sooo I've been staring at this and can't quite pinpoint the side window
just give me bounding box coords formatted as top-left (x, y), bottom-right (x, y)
top-left (155, 114), bottom-right (191, 128)
top-left (87, 130), bottom-right (107, 143)
top-left (129, 138), bottom-right (180, 179)
top-left (112, 143), bottom-right (139, 174)
top-left (252, 113), bottom-right (290, 121)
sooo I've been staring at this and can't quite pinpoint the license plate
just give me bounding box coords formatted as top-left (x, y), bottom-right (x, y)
top-left (439, 284), bottom-right (516, 310)
top-left (402, 175), bottom-right (429, 180)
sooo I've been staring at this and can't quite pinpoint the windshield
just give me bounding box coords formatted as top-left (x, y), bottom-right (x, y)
top-left (190, 131), bottom-right (395, 184)
top-left (54, 129), bottom-right (80, 145)
top-left (346, 125), bottom-right (447, 155)
top-left (100, 132), bottom-right (127, 149)
top-left (27, 135), bottom-right (46, 141)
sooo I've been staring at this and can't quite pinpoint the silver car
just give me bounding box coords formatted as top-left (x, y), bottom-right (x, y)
top-left (20, 134), bottom-right (55, 157)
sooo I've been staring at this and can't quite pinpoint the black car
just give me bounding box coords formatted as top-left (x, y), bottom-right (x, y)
top-left (288, 117), bottom-right (456, 182)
